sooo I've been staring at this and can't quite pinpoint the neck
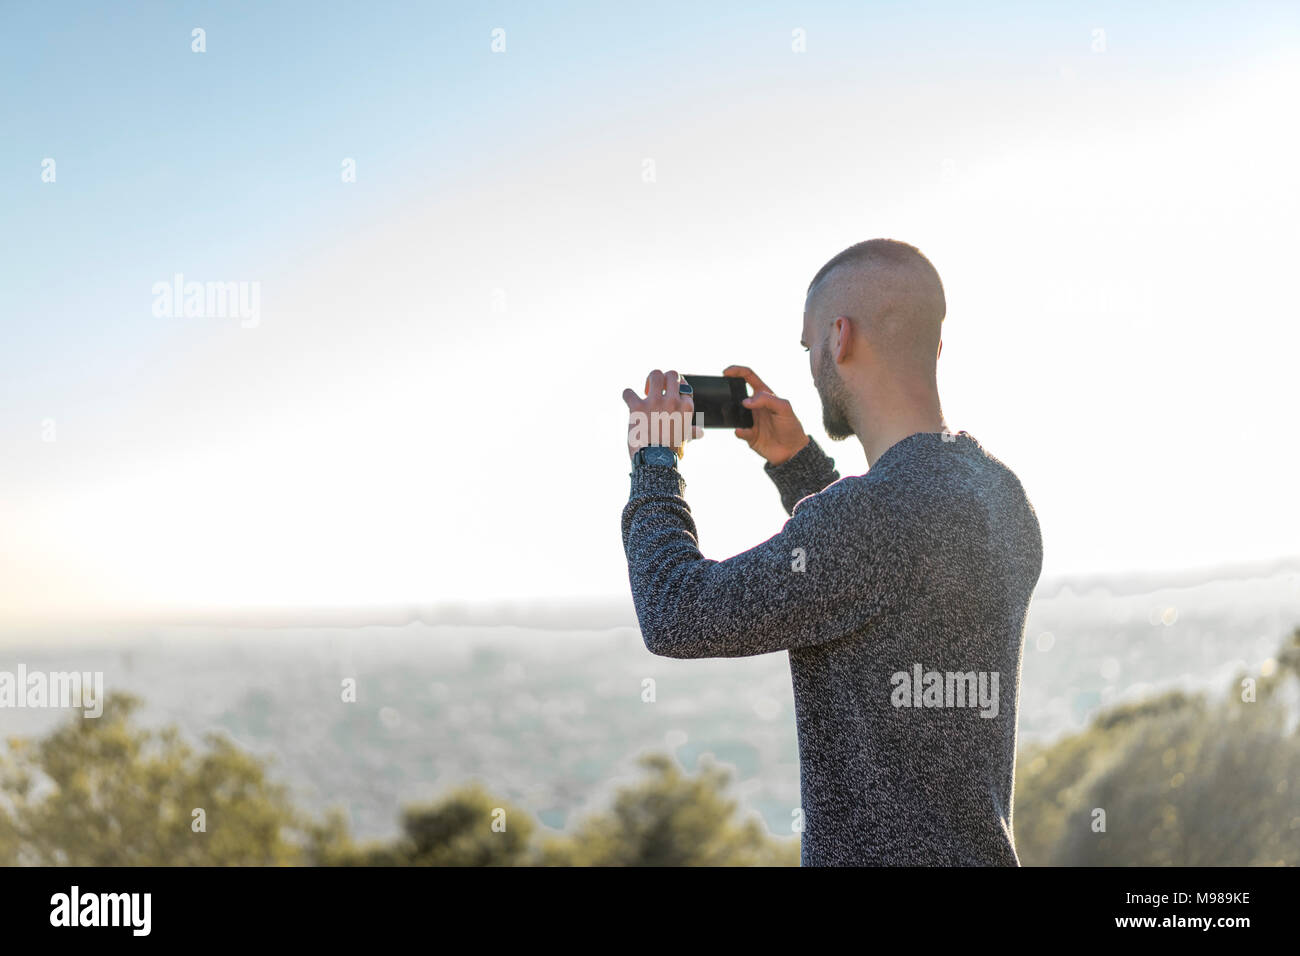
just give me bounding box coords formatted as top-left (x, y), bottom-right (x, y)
top-left (849, 391), bottom-right (947, 468)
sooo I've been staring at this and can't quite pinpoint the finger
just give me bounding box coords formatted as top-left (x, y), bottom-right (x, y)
top-left (664, 370), bottom-right (680, 397)
top-left (645, 369), bottom-right (666, 398)
top-left (722, 365), bottom-right (770, 394)
top-left (733, 427), bottom-right (755, 442)
top-left (742, 390), bottom-right (791, 414)
top-left (622, 388), bottom-right (642, 409)
top-left (691, 425), bottom-right (704, 440)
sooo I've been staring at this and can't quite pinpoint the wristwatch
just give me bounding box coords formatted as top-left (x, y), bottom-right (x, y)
top-left (632, 444), bottom-right (678, 468)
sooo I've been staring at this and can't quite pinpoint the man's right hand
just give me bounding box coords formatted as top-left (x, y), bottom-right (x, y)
top-left (723, 365), bottom-right (810, 466)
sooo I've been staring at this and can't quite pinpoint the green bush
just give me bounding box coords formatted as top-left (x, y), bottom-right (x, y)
top-left (0, 694), bottom-right (309, 865)
top-left (1015, 626), bottom-right (1300, 865)
top-left (4, 624), bottom-right (1295, 866)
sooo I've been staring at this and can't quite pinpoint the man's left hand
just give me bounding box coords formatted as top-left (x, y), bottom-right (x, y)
top-left (622, 369), bottom-right (702, 461)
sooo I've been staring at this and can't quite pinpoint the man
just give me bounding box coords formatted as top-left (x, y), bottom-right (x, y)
top-left (620, 238), bottom-right (1043, 866)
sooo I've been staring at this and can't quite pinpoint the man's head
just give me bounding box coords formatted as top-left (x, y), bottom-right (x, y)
top-left (801, 239), bottom-right (946, 441)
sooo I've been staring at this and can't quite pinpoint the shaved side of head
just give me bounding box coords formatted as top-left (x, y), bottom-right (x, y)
top-left (805, 239), bottom-right (946, 381)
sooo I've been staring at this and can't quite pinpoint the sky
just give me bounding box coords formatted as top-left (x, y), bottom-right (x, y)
top-left (2, 1), bottom-right (1299, 624)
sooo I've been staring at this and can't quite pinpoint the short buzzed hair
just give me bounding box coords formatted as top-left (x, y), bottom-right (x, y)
top-left (807, 238), bottom-right (946, 319)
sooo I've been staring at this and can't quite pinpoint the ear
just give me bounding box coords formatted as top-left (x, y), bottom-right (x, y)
top-left (833, 315), bottom-right (853, 362)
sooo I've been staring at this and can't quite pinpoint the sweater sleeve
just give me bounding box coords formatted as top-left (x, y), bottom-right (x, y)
top-left (620, 461), bottom-right (885, 659)
top-left (763, 437), bottom-right (841, 515)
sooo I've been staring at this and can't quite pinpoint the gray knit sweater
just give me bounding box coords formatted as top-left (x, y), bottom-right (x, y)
top-left (621, 432), bottom-right (1042, 865)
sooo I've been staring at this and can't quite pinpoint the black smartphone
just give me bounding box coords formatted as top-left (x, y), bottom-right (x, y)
top-left (681, 374), bottom-right (753, 428)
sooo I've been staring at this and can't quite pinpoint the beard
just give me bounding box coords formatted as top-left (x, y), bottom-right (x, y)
top-left (814, 339), bottom-right (855, 440)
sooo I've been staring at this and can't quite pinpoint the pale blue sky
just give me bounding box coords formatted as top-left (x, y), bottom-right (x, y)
top-left (3, 1), bottom-right (1298, 621)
